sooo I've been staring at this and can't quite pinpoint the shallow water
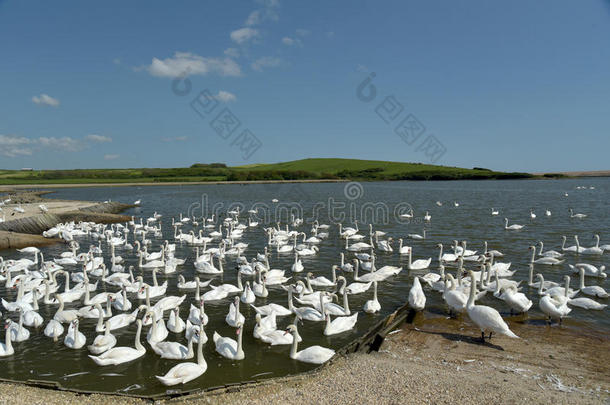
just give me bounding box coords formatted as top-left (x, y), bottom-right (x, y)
top-left (1, 179), bottom-right (608, 395)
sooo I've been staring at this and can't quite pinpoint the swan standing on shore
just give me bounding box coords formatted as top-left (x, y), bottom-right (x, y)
top-left (408, 277), bottom-right (426, 311)
top-left (466, 271), bottom-right (519, 342)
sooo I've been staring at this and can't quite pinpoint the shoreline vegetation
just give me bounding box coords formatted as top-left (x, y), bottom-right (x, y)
top-left (0, 158), bottom-right (543, 186)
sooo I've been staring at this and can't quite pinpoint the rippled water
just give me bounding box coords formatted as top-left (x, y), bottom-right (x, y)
top-left (1, 179), bottom-right (608, 395)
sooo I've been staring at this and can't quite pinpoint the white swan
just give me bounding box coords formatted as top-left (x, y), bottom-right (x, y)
top-left (407, 229), bottom-right (426, 240)
top-left (408, 277), bottom-right (426, 311)
top-left (284, 324), bottom-right (334, 364)
top-left (152, 329), bottom-right (196, 360)
top-left (577, 268), bottom-right (608, 298)
top-left (569, 208), bottom-right (587, 219)
top-left (537, 241), bottom-right (563, 258)
top-left (167, 307), bottom-right (186, 334)
top-left (568, 263), bottom-right (606, 278)
top-left (504, 218), bottom-right (524, 230)
top-left (213, 323), bottom-right (245, 360)
top-left (225, 296), bottom-right (245, 327)
top-left (44, 319), bottom-right (64, 341)
top-left (500, 286), bottom-right (532, 314)
top-left (324, 312), bottom-right (358, 336)
top-left (156, 326), bottom-right (207, 386)
top-left (529, 246), bottom-right (564, 265)
top-left (89, 319), bottom-right (146, 365)
top-left (465, 271), bottom-right (519, 342)
top-left (407, 250), bottom-right (431, 270)
top-left (539, 294), bottom-right (571, 324)
top-left (363, 281), bottom-right (381, 314)
top-left (64, 319), bottom-right (86, 349)
top-left (88, 321), bottom-right (117, 354)
top-left (443, 275), bottom-right (467, 315)
top-left (292, 253), bottom-right (304, 273)
top-left (0, 321), bottom-right (14, 357)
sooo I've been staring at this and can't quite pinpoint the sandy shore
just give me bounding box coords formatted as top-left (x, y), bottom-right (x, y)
top-left (0, 317), bottom-right (607, 405)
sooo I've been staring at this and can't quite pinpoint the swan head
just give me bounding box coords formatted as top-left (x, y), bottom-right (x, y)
top-left (284, 324), bottom-right (298, 336)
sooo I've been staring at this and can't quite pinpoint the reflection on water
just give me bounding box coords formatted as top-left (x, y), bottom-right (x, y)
top-left (1, 179), bottom-right (608, 395)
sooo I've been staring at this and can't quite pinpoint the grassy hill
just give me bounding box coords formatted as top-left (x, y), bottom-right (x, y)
top-left (0, 158), bottom-right (532, 185)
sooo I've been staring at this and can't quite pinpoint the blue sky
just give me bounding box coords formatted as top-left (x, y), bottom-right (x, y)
top-left (1, 0), bottom-right (609, 172)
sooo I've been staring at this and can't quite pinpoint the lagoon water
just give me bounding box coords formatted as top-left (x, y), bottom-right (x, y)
top-left (1, 179), bottom-right (608, 395)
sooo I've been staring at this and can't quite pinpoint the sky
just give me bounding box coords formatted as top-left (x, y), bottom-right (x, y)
top-left (1, 0), bottom-right (609, 172)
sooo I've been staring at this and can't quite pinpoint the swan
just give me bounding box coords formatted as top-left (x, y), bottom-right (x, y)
top-left (407, 250), bottom-right (431, 270)
top-left (437, 243), bottom-right (458, 263)
top-left (527, 264), bottom-right (558, 289)
top-left (398, 239), bottom-right (411, 255)
top-left (308, 266), bottom-right (337, 287)
top-left (156, 326), bottom-right (207, 386)
top-left (491, 208), bottom-right (499, 216)
top-left (569, 208), bottom-right (587, 219)
top-left (545, 209), bottom-right (551, 216)
top-left (407, 229), bottom-right (426, 240)
top-left (529, 246), bottom-right (564, 265)
top-left (291, 253), bottom-right (304, 273)
top-left (538, 275), bottom-right (578, 298)
top-left (152, 328), bottom-right (196, 360)
top-left (568, 263), bottom-right (606, 278)
top-left (443, 275), bottom-right (467, 315)
top-left (240, 281), bottom-right (256, 304)
top-left (145, 310), bottom-right (169, 344)
top-left (504, 218), bottom-right (524, 230)
top-left (89, 319), bottom-right (146, 365)
top-left (287, 289), bottom-right (324, 321)
top-left (363, 281), bottom-right (381, 314)
top-left (537, 241), bottom-right (563, 258)
top-left (408, 277), bottom-right (426, 311)
top-left (567, 296), bottom-right (607, 310)
top-left (483, 241), bottom-right (504, 258)
top-left (88, 321), bottom-right (117, 354)
top-left (343, 271), bottom-right (372, 295)
top-left (113, 287), bottom-right (132, 311)
top-left (44, 319), bottom-right (64, 341)
top-left (376, 237), bottom-right (393, 252)
top-left (53, 295), bottom-right (79, 323)
top-left (284, 324), bottom-right (334, 364)
top-left (253, 312), bottom-right (277, 340)
top-left (530, 209), bottom-right (536, 219)
top-left (424, 211), bottom-right (431, 221)
top-left (64, 319), bottom-right (86, 349)
top-left (79, 295), bottom-right (113, 319)
top-left (9, 310), bottom-right (30, 342)
top-left (594, 234), bottom-right (610, 252)
top-left (561, 236), bottom-right (578, 252)
top-left (0, 321), bottom-right (14, 357)
top-left (465, 271), bottom-right (519, 342)
top-left (500, 286), bottom-right (532, 314)
top-left (167, 307), bottom-right (186, 333)
top-left (23, 290), bottom-right (43, 327)
top-left (324, 312), bottom-right (358, 336)
top-left (177, 275), bottom-right (211, 290)
top-left (225, 296), bottom-right (245, 327)
top-left (250, 302), bottom-right (292, 317)
top-left (213, 323), bottom-right (245, 360)
top-left (539, 294), bottom-right (571, 324)
top-left (322, 292), bottom-right (351, 316)
top-left (576, 268), bottom-right (608, 298)
top-left (137, 272), bottom-right (168, 299)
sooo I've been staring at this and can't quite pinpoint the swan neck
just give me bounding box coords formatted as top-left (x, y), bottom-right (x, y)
top-left (467, 275), bottom-right (476, 307)
top-left (134, 322), bottom-right (144, 351)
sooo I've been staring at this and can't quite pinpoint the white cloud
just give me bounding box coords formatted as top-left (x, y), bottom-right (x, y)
top-left (162, 136), bottom-right (189, 142)
top-left (86, 134), bottom-right (112, 143)
top-left (0, 134), bottom-right (118, 157)
top-left (38, 136), bottom-right (83, 152)
top-left (215, 90), bottom-right (236, 103)
top-left (251, 56), bottom-right (282, 72)
top-left (230, 27), bottom-right (260, 44)
top-left (224, 48), bottom-right (240, 58)
top-left (282, 37), bottom-right (295, 46)
top-left (245, 10), bottom-right (261, 26)
top-left (32, 93), bottom-right (60, 107)
top-left (104, 154), bottom-right (119, 160)
top-left (0, 135), bottom-right (34, 157)
top-left (145, 52), bottom-right (241, 78)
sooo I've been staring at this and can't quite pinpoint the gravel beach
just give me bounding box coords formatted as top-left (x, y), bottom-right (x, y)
top-left (1, 316), bottom-right (607, 405)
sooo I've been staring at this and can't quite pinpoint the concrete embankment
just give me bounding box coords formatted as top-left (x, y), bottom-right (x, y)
top-left (0, 201), bottom-right (133, 250)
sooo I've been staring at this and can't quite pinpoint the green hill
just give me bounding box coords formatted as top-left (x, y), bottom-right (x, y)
top-left (0, 158), bottom-right (531, 185)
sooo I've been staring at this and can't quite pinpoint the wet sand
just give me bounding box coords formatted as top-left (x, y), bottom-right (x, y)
top-left (0, 316), bottom-right (607, 405)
